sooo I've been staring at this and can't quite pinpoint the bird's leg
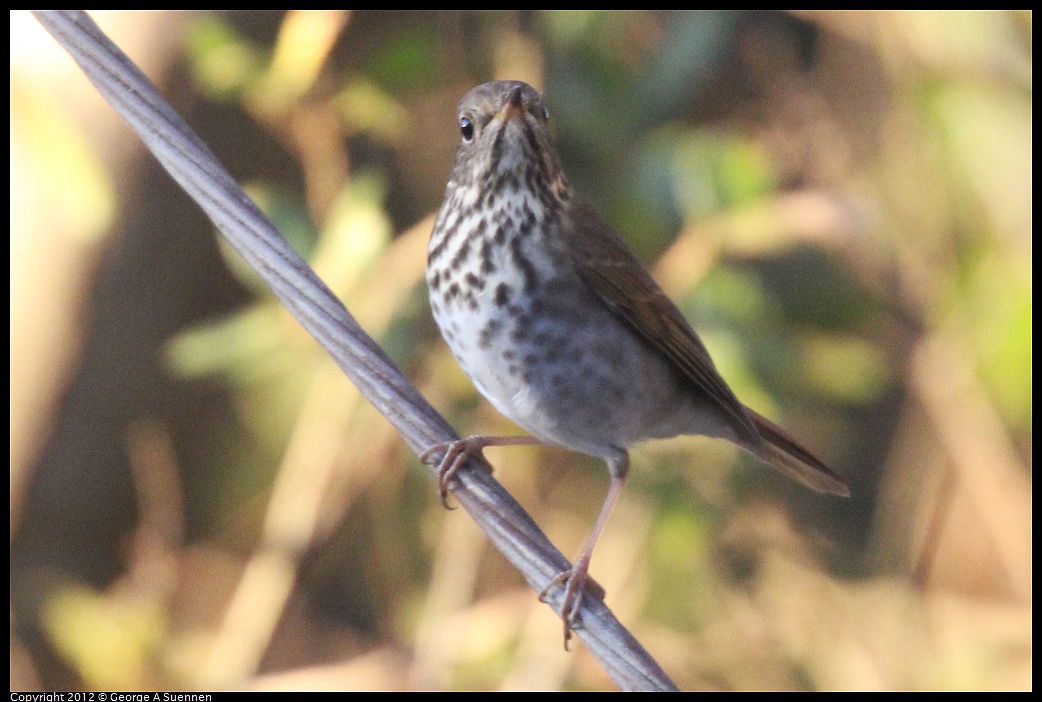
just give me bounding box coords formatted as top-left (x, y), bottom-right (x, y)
top-left (420, 435), bottom-right (544, 508)
top-left (540, 452), bottom-right (629, 649)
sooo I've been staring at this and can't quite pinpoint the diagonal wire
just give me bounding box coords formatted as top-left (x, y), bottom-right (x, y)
top-left (31, 10), bottom-right (678, 692)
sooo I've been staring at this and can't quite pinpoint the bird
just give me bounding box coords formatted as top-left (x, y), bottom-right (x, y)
top-left (422, 80), bottom-right (848, 647)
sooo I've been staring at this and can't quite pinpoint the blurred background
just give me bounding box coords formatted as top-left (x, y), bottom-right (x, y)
top-left (10, 10), bottom-right (1031, 691)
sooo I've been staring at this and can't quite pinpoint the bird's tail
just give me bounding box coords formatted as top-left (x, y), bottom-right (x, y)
top-left (746, 408), bottom-right (849, 496)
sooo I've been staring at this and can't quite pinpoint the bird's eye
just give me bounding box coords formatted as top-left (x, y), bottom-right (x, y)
top-left (460, 117), bottom-right (475, 143)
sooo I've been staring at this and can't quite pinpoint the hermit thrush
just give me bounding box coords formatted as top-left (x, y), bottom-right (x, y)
top-left (423, 80), bottom-right (848, 646)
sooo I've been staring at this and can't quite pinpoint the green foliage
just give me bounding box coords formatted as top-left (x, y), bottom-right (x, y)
top-left (13, 10), bottom-right (1030, 692)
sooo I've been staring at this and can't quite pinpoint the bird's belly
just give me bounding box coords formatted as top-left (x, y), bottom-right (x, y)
top-left (431, 273), bottom-right (695, 458)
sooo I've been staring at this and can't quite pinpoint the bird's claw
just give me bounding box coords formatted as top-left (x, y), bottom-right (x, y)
top-left (538, 566), bottom-right (606, 650)
top-left (420, 437), bottom-right (493, 509)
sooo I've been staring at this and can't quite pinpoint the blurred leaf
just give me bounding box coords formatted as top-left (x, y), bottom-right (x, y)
top-left (799, 333), bottom-right (891, 402)
top-left (685, 265), bottom-right (774, 328)
top-left (166, 304), bottom-right (296, 382)
top-left (365, 25), bottom-right (439, 90)
top-left (184, 14), bottom-right (264, 98)
top-left (540, 10), bottom-right (601, 49)
top-left (645, 504), bottom-right (716, 628)
top-left (43, 584), bottom-right (164, 690)
top-left (928, 82), bottom-right (1032, 243)
top-left (313, 171), bottom-right (392, 296)
top-left (10, 77), bottom-right (115, 242)
top-left (671, 129), bottom-right (777, 221)
top-left (965, 255), bottom-right (1033, 430)
top-left (263, 10), bottom-right (349, 105)
top-left (336, 79), bottom-right (409, 143)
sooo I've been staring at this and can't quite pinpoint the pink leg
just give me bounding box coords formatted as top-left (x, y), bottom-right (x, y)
top-left (540, 452), bottom-right (629, 649)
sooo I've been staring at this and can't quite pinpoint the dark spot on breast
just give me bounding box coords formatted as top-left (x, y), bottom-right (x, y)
top-left (480, 239), bottom-right (496, 274)
top-left (543, 344), bottom-right (563, 363)
top-left (478, 318), bottom-right (502, 349)
top-left (518, 215), bottom-right (533, 238)
top-left (524, 169), bottom-right (538, 193)
top-left (450, 236), bottom-right (472, 270)
top-left (428, 223), bottom-right (453, 262)
top-left (494, 282), bottom-right (512, 307)
top-left (465, 272), bottom-right (484, 291)
top-left (509, 311), bottom-right (533, 344)
top-left (509, 236), bottom-right (538, 294)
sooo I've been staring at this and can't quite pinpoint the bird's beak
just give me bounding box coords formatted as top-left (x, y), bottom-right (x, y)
top-left (496, 86), bottom-right (525, 123)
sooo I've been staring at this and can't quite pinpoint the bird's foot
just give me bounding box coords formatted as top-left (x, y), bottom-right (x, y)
top-left (420, 436), bottom-right (494, 509)
top-left (538, 562), bottom-right (607, 650)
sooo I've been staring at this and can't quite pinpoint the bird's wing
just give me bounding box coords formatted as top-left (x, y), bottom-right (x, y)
top-left (564, 202), bottom-right (759, 441)
top-left (565, 203), bottom-right (848, 495)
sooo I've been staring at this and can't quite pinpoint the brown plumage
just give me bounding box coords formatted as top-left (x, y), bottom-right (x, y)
top-left (424, 80), bottom-right (847, 647)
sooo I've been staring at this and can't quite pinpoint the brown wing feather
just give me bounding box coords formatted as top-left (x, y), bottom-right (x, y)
top-left (566, 203), bottom-right (849, 496)
top-left (565, 203), bottom-right (759, 442)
